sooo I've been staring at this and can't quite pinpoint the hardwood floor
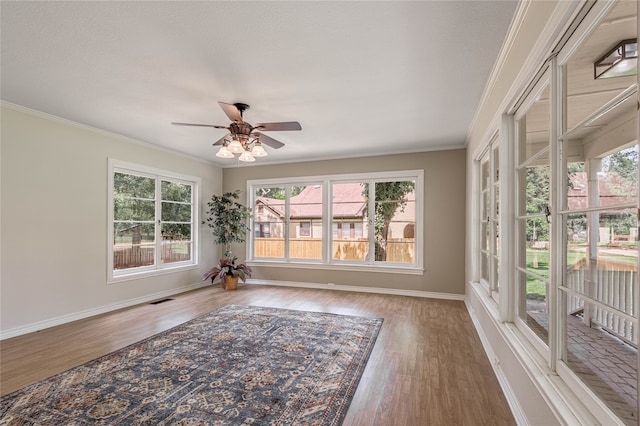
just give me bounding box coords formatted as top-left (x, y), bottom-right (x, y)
top-left (1, 284), bottom-right (515, 425)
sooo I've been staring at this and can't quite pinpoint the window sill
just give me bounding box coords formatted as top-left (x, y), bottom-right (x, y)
top-left (247, 260), bottom-right (424, 275)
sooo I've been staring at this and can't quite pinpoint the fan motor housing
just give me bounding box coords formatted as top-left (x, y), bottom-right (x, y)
top-left (229, 122), bottom-right (254, 138)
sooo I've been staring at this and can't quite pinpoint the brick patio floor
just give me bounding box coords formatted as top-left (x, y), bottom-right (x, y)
top-left (528, 302), bottom-right (637, 425)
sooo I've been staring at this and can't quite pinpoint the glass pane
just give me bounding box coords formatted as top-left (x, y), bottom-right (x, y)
top-left (494, 185), bottom-right (500, 219)
top-left (565, 212), bottom-right (589, 321)
top-left (526, 218), bottom-right (550, 277)
top-left (114, 198), bottom-right (155, 221)
top-left (161, 180), bottom-right (191, 203)
top-left (525, 162), bottom-right (550, 216)
top-left (566, 2), bottom-right (637, 131)
top-left (113, 172), bottom-right (155, 199)
top-left (481, 221), bottom-right (489, 252)
top-left (161, 223), bottom-right (191, 241)
top-left (113, 222), bottom-right (155, 270)
top-left (567, 212), bottom-right (588, 266)
top-left (290, 184), bottom-right (322, 260)
top-left (595, 208), bottom-right (638, 332)
top-left (566, 305), bottom-right (637, 425)
top-left (518, 84), bottom-right (549, 164)
top-left (161, 223), bottom-right (191, 265)
top-left (598, 145), bottom-right (638, 205)
top-left (481, 159), bottom-right (490, 190)
top-left (569, 146), bottom-right (639, 211)
top-left (161, 202), bottom-right (191, 222)
top-left (373, 180), bottom-right (416, 263)
top-left (482, 191), bottom-right (490, 220)
top-left (567, 162), bottom-right (586, 211)
top-left (481, 253), bottom-right (489, 283)
top-left (253, 187), bottom-right (285, 259)
top-left (493, 145), bottom-right (500, 182)
top-left (518, 270), bottom-right (549, 345)
top-left (332, 182), bottom-right (368, 261)
top-left (491, 256), bottom-right (499, 294)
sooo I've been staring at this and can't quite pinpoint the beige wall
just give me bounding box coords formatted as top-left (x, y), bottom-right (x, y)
top-left (223, 150), bottom-right (466, 294)
top-left (0, 104), bottom-right (222, 333)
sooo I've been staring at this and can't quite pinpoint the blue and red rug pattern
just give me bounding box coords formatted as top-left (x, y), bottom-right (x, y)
top-left (1, 304), bottom-right (383, 425)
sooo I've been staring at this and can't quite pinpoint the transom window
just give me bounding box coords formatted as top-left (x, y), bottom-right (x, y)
top-left (108, 159), bottom-right (199, 282)
top-left (248, 170), bottom-right (423, 272)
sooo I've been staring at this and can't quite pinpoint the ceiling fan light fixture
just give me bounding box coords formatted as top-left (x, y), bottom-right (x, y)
top-left (215, 145), bottom-right (234, 159)
top-left (228, 138), bottom-right (245, 154)
top-left (251, 142), bottom-right (268, 157)
top-left (594, 39), bottom-right (638, 79)
top-left (172, 101), bottom-right (301, 164)
top-left (238, 150), bottom-right (256, 163)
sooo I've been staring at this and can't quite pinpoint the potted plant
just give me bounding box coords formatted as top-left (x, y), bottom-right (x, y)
top-left (202, 189), bottom-right (253, 290)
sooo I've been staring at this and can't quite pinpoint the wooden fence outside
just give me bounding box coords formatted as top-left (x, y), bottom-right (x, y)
top-left (113, 243), bottom-right (191, 269)
top-left (254, 238), bottom-right (415, 263)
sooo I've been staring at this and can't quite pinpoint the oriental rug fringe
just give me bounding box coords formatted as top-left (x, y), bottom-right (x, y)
top-left (1, 304), bottom-right (383, 425)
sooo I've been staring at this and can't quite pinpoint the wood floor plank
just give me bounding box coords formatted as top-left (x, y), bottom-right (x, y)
top-left (1, 284), bottom-right (515, 425)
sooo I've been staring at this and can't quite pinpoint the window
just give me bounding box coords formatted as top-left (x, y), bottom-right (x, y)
top-left (248, 170), bottom-right (423, 272)
top-left (478, 134), bottom-right (500, 302)
top-left (255, 222), bottom-right (271, 238)
top-left (472, 1), bottom-right (639, 423)
top-left (557, 1), bottom-right (638, 419)
top-left (108, 160), bottom-right (198, 281)
top-left (299, 222), bottom-right (311, 237)
top-left (515, 77), bottom-right (551, 348)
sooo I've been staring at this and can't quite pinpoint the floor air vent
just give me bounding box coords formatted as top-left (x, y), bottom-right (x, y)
top-left (149, 298), bottom-right (174, 305)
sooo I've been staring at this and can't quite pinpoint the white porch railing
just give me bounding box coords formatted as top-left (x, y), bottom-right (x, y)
top-left (565, 267), bottom-right (637, 345)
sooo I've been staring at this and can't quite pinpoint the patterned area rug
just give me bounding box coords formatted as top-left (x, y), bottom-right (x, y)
top-left (1, 304), bottom-right (383, 425)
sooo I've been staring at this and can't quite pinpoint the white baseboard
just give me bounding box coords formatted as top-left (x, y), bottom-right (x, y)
top-left (246, 278), bottom-right (465, 301)
top-left (464, 287), bottom-right (527, 425)
top-left (0, 281), bottom-right (210, 340)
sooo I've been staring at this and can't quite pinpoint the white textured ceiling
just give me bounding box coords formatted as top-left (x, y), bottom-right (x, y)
top-left (1, 1), bottom-right (518, 167)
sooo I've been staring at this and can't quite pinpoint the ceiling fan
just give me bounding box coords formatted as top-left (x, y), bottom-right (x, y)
top-left (172, 102), bottom-right (301, 162)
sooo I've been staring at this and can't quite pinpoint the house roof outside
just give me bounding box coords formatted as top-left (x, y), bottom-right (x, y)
top-left (567, 172), bottom-right (638, 210)
top-left (256, 183), bottom-right (366, 219)
top-left (256, 183), bottom-right (416, 221)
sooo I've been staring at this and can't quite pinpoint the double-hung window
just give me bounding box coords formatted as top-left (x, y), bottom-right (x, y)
top-left (248, 170), bottom-right (423, 271)
top-left (108, 160), bottom-right (199, 282)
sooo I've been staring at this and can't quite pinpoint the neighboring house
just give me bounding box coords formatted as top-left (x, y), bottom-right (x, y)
top-left (567, 171), bottom-right (638, 210)
top-left (254, 183), bottom-right (416, 240)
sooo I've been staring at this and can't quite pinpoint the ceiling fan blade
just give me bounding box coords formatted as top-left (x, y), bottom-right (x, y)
top-left (213, 134), bottom-right (230, 146)
top-left (255, 132), bottom-right (285, 149)
top-left (254, 121), bottom-right (302, 131)
top-left (218, 102), bottom-right (243, 123)
top-left (172, 122), bottom-right (228, 129)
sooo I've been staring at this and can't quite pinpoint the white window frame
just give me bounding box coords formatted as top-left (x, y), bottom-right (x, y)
top-left (247, 170), bottom-right (424, 274)
top-left (478, 133), bottom-right (501, 303)
top-left (107, 159), bottom-right (200, 283)
top-left (512, 70), bottom-right (553, 359)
